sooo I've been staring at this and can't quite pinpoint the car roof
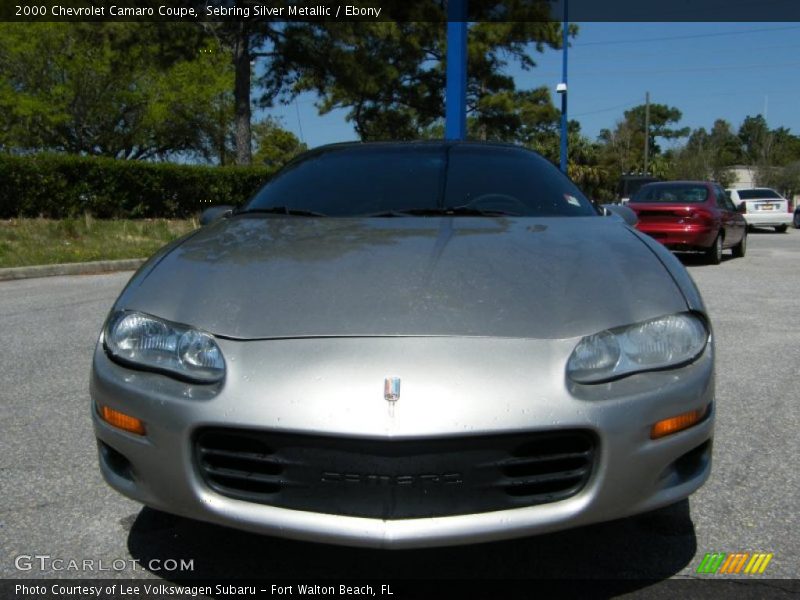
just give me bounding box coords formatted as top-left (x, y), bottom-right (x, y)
top-left (311, 140), bottom-right (527, 151)
top-left (300, 140), bottom-right (539, 158)
top-left (280, 140), bottom-right (548, 169)
top-left (637, 181), bottom-right (715, 192)
top-left (640, 180), bottom-right (713, 186)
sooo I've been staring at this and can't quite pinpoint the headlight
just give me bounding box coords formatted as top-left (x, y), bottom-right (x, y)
top-left (567, 313), bottom-right (708, 383)
top-left (104, 311), bottom-right (225, 383)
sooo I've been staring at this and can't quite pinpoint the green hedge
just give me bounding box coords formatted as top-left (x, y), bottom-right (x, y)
top-left (0, 153), bottom-right (275, 219)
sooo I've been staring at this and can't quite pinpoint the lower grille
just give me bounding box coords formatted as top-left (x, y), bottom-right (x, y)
top-left (195, 428), bottom-right (596, 519)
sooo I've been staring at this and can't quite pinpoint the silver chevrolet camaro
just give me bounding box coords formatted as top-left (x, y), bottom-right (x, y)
top-left (91, 141), bottom-right (714, 548)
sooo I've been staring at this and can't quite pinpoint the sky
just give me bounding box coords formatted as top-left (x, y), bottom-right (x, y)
top-left (260, 22), bottom-right (800, 150)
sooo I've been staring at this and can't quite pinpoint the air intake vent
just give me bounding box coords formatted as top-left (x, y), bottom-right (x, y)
top-left (195, 428), bottom-right (596, 519)
top-left (196, 431), bottom-right (284, 499)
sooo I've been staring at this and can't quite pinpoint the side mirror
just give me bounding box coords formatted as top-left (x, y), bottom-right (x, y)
top-left (601, 203), bottom-right (639, 227)
top-left (200, 205), bottom-right (234, 226)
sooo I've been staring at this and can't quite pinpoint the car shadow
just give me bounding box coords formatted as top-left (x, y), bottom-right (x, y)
top-left (747, 226), bottom-right (787, 234)
top-left (675, 252), bottom-right (734, 267)
top-left (669, 225), bottom-right (790, 267)
top-left (127, 500), bottom-right (696, 593)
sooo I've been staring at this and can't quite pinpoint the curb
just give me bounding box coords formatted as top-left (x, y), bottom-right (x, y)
top-left (0, 258), bottom-right (146, 282)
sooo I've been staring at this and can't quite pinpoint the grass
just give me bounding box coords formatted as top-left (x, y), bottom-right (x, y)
top-left (0, 216), bottom-right (198, 268)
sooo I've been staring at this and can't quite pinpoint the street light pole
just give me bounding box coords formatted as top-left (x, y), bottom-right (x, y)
top-left (445, 0), bottom-right (468, 140)
top-left (558, 0), bottom-right (569, 174)
top-left (644, 91), bottom-right (650, 174)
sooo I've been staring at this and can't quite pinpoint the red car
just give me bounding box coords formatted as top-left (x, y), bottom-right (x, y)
top-left (628, 181), bottom-right (747, 265)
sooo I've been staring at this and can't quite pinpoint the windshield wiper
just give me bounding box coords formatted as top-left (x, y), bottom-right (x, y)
top-left (365, 206), bottom-right (518, 217)
top-left (236, 206), bottom-right (328, 217)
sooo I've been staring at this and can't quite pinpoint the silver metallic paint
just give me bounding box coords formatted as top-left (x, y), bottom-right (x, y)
top-left (92, 333), bottom-right (714, 548)
top-left (115, 217), bottom-right (689, 340)
top-left (92, 212), bottom-right (715, 548)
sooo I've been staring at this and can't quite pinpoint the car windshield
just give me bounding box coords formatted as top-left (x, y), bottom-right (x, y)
top-left (737, 189), bottom-right (782, 200)
top-left (633, 184), bottom-right (708, 203)
top-left (242, 143), bottom-right (597, 217)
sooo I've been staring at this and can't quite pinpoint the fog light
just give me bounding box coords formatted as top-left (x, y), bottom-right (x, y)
top-left (100, 406), bottom-right (146, 435)
top-left (651, 406), bottom-right (708, 439)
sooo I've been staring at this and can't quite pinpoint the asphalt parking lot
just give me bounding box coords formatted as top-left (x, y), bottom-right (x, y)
top-left (1, 228), bottom-right (798, 589)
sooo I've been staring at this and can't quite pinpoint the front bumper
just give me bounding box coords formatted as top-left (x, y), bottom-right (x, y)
top-left (91, 336), bottom-right (714, 549)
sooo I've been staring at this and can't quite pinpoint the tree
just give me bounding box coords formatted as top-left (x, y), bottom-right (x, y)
top-left (736, 114), bottom-right (800, 186)
top-left (598, 118), bottom-right (640, 175)
top-left (668, 127), bottom-right (712, 181)
top-left (669, 119), bottom-right (741, 186)
top-left (529, 120), bottom-right (610, 200)
top-left (708, 119), bottom-right (743, 165)
top-left (761, 160), bottom-right (800, 198)
top-left (623, 103), bottom-right (689, 156)
top-left (278, 20), bottom-right (448, 140)
top-left (738, 114), bottom-right (771, 165)
top-left (769, 127), bottom-right (800, 166)
top-left (598, 102), bottom-right (688, 176)
top-left (251, 118), bottom-right (307, 169)
top-left (277, 7), bottom-right (570, 142)
top-left (197, 18), bottom-right (298, 166)
top-left (0, 22), bottom-right (233, 161)
top-left (471, 87), bottom-right (560, 143)
top-left (465, 18), bottom-right (568, 141)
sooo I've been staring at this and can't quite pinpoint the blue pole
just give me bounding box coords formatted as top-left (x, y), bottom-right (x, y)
top-left (445, 0), bottom-right (468, 140)
top-left (559, 0), bottom-right (568, 173)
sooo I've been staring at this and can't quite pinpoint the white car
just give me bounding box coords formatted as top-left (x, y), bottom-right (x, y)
top-left (726, 188), bottom-right (792, 232)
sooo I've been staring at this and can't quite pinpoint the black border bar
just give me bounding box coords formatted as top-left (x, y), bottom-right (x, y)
top-left (4, 0), bottom-right (800, 23)
top-left (3, 579), bottom-right (800, 600)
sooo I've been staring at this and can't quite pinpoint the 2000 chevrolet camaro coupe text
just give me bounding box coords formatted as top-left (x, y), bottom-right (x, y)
top-left (91, 142), bottom-right (714, 548)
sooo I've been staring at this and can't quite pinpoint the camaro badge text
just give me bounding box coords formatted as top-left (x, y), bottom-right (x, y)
top-left (384, 377), bottom-right (401, 402)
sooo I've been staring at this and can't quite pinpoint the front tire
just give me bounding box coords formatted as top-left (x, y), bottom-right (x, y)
top-left (732, 230), bottom-right (747, 258)
top-left (705, 233), bottom-right (723, 265)
top-left (775, 224), bottom-right (788, 233)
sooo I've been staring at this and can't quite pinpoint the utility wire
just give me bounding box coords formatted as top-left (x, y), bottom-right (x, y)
top-left (574, 25), bottom-right (800, 47)
top-left (562, 42), bottom-right (800, 65)
top-left (585, 60), bottom-right (800, 76)
top-left (294, 97), bottom-right (305, 145)
top-left (572, 99), bottom-right (641, 118)
top-left (535, 59), bottom-right (800, 79)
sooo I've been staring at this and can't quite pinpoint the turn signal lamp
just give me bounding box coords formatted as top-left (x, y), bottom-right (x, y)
top-left (651, 406), bottom-right (708, 440)
top-left (101, 406), bottom-right (146, 436)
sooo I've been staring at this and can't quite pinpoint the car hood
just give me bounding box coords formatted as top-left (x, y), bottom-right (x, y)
top-left (116, 216), bottom-right (689, 340)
